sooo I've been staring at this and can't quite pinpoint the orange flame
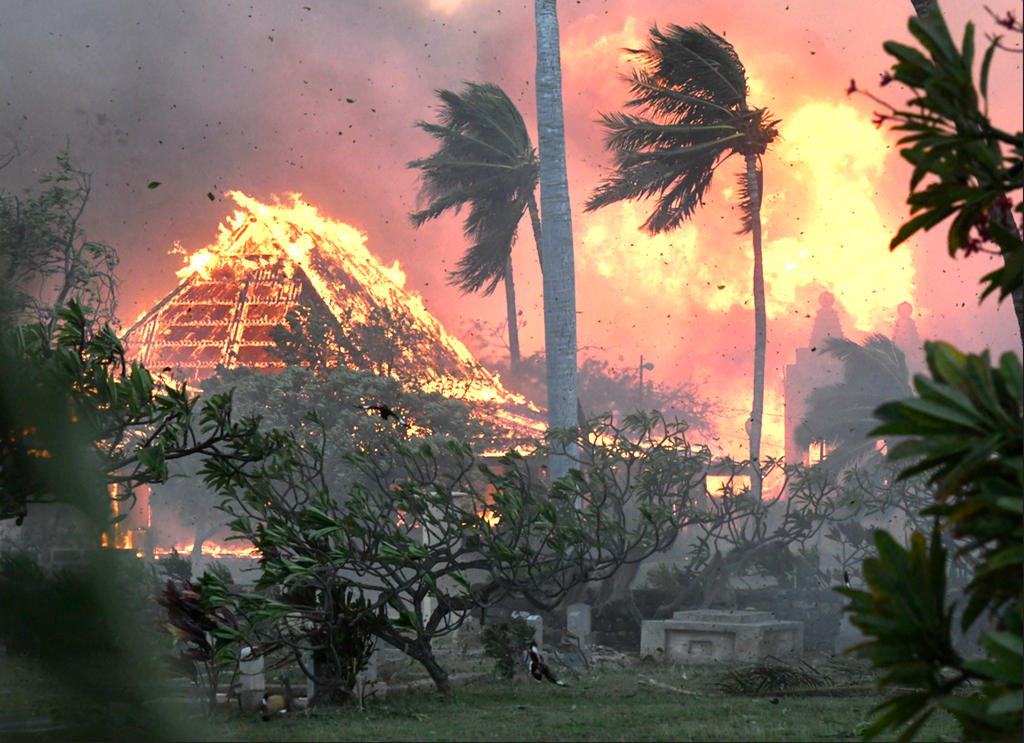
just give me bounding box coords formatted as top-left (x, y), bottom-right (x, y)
top-left (153, 542), bottom-right (261, 559)
top-left (478, 509), bottom-right (501, 528)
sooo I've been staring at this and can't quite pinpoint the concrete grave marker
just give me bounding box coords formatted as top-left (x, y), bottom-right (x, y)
top-left (512, 610), bottom-right (544, 647)
top-left (238, 646), bottom-right (265, 712)
top-left (566, 603), bottom-right (592, 645)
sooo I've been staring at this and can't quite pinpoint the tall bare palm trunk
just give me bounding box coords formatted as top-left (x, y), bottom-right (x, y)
top-left (527, 195), bottom-right (543, 272)
top-left (746, 154), bottom-right (766, 500)
top-left (535, 0), bottom-right (579, 482)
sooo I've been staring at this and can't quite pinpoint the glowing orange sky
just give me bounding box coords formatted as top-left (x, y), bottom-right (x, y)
top-left (2, 0), bottom-right (1020, 458)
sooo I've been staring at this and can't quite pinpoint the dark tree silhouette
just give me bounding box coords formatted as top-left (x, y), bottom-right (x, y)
top-left (0, 150), bottom-right (119, 329)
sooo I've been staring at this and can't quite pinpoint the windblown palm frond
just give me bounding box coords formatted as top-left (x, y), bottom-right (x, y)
top-left (448, 198), bottom-right (525, 294)
top-left (585, 23), bottom-right (778, 235)
top-left (408, 83), bottom-right (539, 296)
top-left (627, 24), bottom-right (748, 112)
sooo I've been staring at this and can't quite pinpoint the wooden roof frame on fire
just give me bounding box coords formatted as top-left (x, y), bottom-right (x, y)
top-left (121, 191), bottom-right (545, 446)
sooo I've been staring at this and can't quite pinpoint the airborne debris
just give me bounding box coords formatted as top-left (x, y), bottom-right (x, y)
top-left (357, 403), bottom-right (409, 428)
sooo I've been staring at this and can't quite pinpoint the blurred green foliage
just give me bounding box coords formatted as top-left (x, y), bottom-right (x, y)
top-left (839, 7), bottom-right (1022, 741)
top-left (844, 343), bottom-right (1023, 741)
top-left (0, 301), bottom-right (267, 525)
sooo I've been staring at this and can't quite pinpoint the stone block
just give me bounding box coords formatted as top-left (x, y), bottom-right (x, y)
top-left (640, 609), bottom-right (803, 663)
top-left (512, 610), bottom-right (543, 646)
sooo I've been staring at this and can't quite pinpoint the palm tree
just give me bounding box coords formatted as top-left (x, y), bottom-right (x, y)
top-left (408, 82), bottom-right (542, 368)
top-left (795, 334), bottom-right (912, 473)
top-left (535, 0), bottom-right (579, 481)
top-left (585, 23), bottom-right (778, 493)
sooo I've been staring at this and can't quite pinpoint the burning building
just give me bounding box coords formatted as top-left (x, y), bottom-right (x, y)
top-left (122, 191), bottom-right (545, 441)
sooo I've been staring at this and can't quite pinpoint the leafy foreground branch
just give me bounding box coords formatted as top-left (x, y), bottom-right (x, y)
top-left (0, 301), bottom-right (268, 526)
top-left (849, 5), bottom-right (1023, 334)
top-left (836, 6), bottom-right (1023, 741)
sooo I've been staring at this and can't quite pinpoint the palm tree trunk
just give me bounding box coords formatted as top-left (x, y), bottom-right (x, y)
top-left (746, 154), bottom-right (766, 500)
top-left (504, 255), bottom-right (522, 367)
top-left (535, 0), bottom-right (579, 482)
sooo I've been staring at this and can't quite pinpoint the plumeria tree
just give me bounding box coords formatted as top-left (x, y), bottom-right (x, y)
top-left (206, 410), bottom-right (710, 696)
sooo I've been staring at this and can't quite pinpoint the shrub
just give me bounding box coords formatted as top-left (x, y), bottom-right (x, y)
top-left (483, 618), bottom-right (535, 680)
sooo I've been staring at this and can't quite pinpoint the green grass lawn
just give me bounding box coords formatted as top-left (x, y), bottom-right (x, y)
top-left (0, 650), bottom-right (960, 742)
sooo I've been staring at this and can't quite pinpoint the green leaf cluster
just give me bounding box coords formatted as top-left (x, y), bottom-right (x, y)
top-left (880, 8), bottom-right (1023, 302)
top-left (155, 573), bottom-right (245, 717)
top-left (482, 618), bottom-right (535, 680)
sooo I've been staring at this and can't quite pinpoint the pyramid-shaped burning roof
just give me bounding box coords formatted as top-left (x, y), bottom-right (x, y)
top-left (123, 191), bottom-right (544, 440)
